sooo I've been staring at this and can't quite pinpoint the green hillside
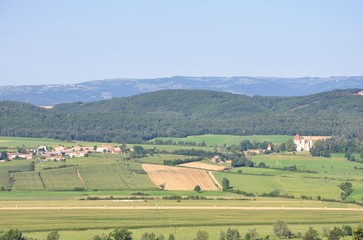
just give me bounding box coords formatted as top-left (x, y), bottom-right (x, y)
top-left (0, 89), bottom-right (362, 143)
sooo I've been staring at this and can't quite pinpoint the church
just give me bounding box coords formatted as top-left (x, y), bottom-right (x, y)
top-left (293, 134), bottom-right (331, 152)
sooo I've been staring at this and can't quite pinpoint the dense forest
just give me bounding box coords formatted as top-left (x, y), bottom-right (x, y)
top-left (0, 89), bottom-right (362, 143)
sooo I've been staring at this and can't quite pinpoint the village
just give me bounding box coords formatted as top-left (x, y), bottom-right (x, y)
top-left (1, 144), bottom-right (125, 162)
top-left (0, 134), bottom-right (331, 164)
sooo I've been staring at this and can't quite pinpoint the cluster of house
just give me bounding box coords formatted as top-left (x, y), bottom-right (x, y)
top-left (243, 144), bottom-right (273, 155)
top-left (6, 152), bottom-right (33, 160)
top-left (4, 144), bottom-right (124, 162)
top-left (293, 134), bottom-right (331, 151)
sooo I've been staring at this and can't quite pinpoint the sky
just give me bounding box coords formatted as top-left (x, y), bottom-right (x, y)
top-left (0, 1), bottom-right (363, 86)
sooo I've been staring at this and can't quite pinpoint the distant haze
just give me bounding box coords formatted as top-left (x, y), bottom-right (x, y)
top-left (0, 76), bottom-right (362, 105)
top-left (0, 1), bottom-right (363, 85)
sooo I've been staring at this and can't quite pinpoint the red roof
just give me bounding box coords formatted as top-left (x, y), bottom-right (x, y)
top-left (294, 134), bottom-right (300, 140)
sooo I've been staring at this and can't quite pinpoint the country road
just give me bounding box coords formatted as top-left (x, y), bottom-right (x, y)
top-left (1, 206), bottom-right (362, 211)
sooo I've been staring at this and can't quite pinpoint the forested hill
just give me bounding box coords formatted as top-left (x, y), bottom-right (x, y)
top-left (1, 89), bottom-right (362, 143)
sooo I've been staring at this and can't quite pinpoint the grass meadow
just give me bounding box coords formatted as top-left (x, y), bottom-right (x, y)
top-left (214, 171), bottom-right (341, 199)
top-left (149, 134), bottom-right (292, 146)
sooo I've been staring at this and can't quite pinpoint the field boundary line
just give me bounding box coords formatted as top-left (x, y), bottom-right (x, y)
top-left (113, 163), bottom-right (129, 188)
top-left (208, 171), bottom-right (222, 190)
top-left (76, 168), bottom-right (87, 189)
top-left (38, 172), bottom-right (46, 190)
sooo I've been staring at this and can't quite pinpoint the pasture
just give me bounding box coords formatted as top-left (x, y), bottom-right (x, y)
top-left (149, 134), bottom-right (292, 146)
top-left (214, 171), bottom-right (341, 199)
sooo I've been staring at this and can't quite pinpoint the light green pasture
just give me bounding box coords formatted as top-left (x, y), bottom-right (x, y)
top-left (150, 134), bottom-right (292, 146)
top-left (252, 153), bottom-right (363, 180)
top-left (40, 167), bottom-right (84, 190)
top-left (12, 171), bottom-right (44, 191)
top-left (213, 172), bottom-right (341, 199)
top-left (0, 160), bottom-right (33, 188)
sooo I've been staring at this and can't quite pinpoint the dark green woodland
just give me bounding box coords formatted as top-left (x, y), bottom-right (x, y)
top-left (0, 89), bottom-right (362, 143)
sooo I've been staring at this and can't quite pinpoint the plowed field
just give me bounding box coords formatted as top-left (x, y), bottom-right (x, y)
top-left (142, 164), bottom-right (219, 190)
top-left (178, 162), bottom-right (225, 171)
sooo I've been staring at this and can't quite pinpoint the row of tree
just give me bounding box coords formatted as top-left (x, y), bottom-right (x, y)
top-left (90, 222), bottom-right (363, 240)
top-left (310, 137), bottom-right (363, 161)
top-left (0, 229), bottom-right (59, 240)
top-left (2, 223), bottom-right (363, 240)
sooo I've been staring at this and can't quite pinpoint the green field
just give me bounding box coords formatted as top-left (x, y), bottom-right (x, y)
top-left (0, 160), bottom-right (33, 189)
top-left (214, 172), bottom-right (341, 199)
top-left (12, 171), bottom-right (45, 191)
top-left (150, 134), bottom-right (292, 146)
top-left (9, 160), bottom-right (156, 191)
top-left (1, 208), bottom-right (362, 240)
top-left (0, 136), bottom-right (102, 149)
top-left (1, 136), bottom-right (363, 239)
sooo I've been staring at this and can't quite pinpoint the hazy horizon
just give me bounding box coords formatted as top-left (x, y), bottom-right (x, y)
top-left (1, 1), bottom-right (362, 86)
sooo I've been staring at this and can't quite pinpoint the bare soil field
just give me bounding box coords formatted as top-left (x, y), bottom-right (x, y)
top-left (142, 164), bottom-right (219, 190)
top-left (178, 161), bottom-right (226, 171)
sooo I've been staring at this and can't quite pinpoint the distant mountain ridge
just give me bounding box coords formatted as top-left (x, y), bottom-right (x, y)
top-left (1, 76), bottom-right (363, 105)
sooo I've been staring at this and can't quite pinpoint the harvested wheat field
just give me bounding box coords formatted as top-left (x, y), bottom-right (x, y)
top-left (178, 162), bottom-right (226, 171)
top-left (142, 164), bottom-right (220, 190)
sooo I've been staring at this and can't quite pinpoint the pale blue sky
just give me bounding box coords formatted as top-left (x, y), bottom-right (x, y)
top-left (0, 1), bottom-right (362, 86)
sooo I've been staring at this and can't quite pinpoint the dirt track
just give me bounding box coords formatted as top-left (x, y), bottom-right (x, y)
top-left (1, 206), bottom-right (362, 211)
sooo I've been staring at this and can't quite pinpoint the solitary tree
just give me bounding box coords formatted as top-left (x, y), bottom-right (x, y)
top-left (196, 230), bottom-right (209, 240)
top-left (302, 227), bottom-right (320, 240)
top-left (194, 185), bottom-right (202, 193)
top-left (339, 182), bottom-right (353, 200)
top-left (46, 230), bottom-right (60, 240)
top-left (156, 234), bottom-right (165, 240)
top-left (279, 143), bottom-right (286, 152)
top-left (220, 228), bottom-right (241, 240)
top-left (285, 139), bottom-right (296, 152)
top-left (273, 220), bottom-right (292, 238)
top-left (0, 151), bottom-right (8, 161)
top-left (246, 228), bottom-right (259, 240)
top-left (222, 177), bottom-right (230, 191)
top-left (109, 227), bottom-right (133, 240)
top-left (168, 234), bottom-right (176, 240)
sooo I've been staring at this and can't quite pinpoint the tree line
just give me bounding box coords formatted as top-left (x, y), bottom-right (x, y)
top-left (310, 137), bottom-right (363, 161)
top-left (1, 222), bottom-right (363, 240)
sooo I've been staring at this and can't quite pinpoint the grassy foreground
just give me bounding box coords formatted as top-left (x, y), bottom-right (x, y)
top-left (2, 207), bottom-right (362, 239)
